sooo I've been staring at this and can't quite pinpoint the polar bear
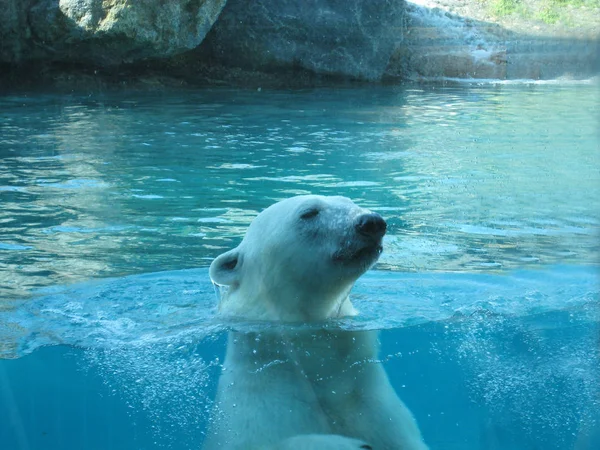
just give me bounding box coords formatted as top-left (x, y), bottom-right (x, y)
top-left (204, 195), bottom-right (427, 450)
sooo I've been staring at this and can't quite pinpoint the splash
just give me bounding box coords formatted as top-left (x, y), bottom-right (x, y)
top-left (449, 308), bottom-right (600, 446)
top-left (1, 265), bottom-right (597, 359)
top-left (82, 334), bottom-right (222, 448)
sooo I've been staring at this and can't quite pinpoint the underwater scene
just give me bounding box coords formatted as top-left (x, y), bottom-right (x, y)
top-left (1, 82), bottom-right (599, 450)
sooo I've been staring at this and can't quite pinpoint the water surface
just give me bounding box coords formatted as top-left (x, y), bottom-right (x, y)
top-left (1, 83), bottom-right (599, 450)
top-left (1, 83), bottom-right (598, 301)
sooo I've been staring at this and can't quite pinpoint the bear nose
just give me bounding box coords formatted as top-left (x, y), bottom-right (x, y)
top-left (355, 213), bottom-right (387, 239)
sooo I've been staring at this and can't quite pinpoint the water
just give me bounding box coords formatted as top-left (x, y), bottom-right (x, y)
top-left (1, 83), bottom-right (599, 449)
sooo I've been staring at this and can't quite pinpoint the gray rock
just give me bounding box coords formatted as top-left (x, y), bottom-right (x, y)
top-left (386, 3), bottom-right (599, 81)
top-left (386, 4), bottom-right (509, 80)
top-left (0, 0), bottom-right (33, 63)
top-left (201, 0), bottom-right (406, 81)
top-left (1, 0), bottom-right (227, 65)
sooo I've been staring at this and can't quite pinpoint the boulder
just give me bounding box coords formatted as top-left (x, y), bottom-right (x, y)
top-left (386, 1), bottom-right (600, 81)
top-left (1, 0), bottom-right (227, 65)
top-left (200, 0), bottom-right (406, 81)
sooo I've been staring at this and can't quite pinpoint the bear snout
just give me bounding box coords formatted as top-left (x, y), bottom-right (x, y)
top-left (354, 213), bottom-right (387, 239)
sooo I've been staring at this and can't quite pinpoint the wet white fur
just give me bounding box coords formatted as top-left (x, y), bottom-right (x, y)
top-left (204, 195), bottom-right (428, 450)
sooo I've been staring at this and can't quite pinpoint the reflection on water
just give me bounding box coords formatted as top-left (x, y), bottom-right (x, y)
top-left (1, 85), bottom-right (599, 303)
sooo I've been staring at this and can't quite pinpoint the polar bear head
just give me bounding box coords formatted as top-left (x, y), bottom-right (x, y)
top-left (209, 195), bottom-right (386, 322)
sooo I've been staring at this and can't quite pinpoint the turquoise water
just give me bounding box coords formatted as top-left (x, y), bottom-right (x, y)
top-left (1, 83), bottom-right (599, 449)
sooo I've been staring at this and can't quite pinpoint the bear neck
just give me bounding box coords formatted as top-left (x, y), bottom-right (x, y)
top-left (220, 284), bottom-right (357, 322)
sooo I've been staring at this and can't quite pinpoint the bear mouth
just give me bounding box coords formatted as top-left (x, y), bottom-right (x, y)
top-left (332, 243), bottom-right (383, 266)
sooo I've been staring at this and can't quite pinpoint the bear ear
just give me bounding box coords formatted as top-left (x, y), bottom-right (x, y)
top-left (209, 249), bottom-right (242, 287)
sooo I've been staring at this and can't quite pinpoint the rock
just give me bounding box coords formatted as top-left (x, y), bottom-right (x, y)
top-left (0, 0), bottom-right (32, 63)
top-left (386, 2), bottom-right (600, 80)
top-left (3, 0), bottom-right (596, 85)
top-left (199, 0), bottom-right (406, 81)
top-left (1, 0), bottom-right (227, 65)
top-left (386, 4), bottom-right (509, 80)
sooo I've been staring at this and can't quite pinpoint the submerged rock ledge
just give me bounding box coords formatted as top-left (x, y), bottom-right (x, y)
top-left (0, 0), bottom-right (598, 89)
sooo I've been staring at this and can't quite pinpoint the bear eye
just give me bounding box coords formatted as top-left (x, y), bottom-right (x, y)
top-left (300, 207), bottom-right (320, 220)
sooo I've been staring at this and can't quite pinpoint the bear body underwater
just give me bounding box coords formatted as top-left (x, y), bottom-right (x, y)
top-left (204, 195), bottom-right (427, 450)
